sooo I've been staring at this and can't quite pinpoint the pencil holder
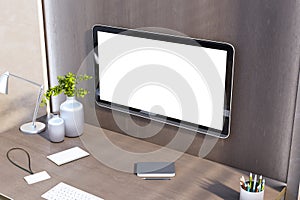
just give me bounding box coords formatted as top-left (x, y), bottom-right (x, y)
top-left (239, 181), bottom-right (264, 200)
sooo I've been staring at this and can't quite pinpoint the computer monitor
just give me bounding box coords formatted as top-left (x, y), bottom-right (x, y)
top-left (93, 25), bottom-right (235, 138)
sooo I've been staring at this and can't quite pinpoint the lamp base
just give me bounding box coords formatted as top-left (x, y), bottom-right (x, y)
top-left (20, 122), bottom-right (46, 134)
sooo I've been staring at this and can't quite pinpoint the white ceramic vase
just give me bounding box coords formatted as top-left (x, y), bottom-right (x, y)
top-left (60, 96), bottom-right (84, 137)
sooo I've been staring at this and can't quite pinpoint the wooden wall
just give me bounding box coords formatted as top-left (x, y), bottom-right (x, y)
top-left (43, 1), bottom-right (300, 197)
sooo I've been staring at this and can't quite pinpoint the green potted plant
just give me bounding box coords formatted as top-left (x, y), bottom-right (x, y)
top-left (43, 72), bottom-right (92, 137)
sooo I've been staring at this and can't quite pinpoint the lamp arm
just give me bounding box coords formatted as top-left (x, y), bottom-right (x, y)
top-left (32, 85), bottom-right (44, 127)
top-left (7, 73), bottom-right (44, 127)
top-left (9, 73), bottom-right (41, 87)
top-left (1, 71), bottom-right (46, 133)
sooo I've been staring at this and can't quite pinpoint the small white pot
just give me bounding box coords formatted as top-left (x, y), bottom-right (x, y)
top-left (48, 115), bottom-right (65, 142)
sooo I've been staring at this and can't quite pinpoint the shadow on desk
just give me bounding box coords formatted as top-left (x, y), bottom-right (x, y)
top-left (200, 179), bottom-right (240, 199)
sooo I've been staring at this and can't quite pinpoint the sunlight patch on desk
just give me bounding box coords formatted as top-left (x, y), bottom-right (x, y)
top-left (81, 123), bottom-right (183, 173)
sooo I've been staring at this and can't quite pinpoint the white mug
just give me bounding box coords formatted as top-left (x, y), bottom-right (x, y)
top-left (48, 115), bottom-right (65, 143)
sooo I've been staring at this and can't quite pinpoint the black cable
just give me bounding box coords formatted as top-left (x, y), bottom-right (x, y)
top-left (6, 148), bottom-right (34, 175)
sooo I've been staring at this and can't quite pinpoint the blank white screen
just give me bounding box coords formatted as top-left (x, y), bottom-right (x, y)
top-left (97, 32), bottom-right (227, 130)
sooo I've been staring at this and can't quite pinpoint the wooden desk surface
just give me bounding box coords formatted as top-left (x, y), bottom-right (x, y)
top-left (0, 124), bottom-right (284, 200)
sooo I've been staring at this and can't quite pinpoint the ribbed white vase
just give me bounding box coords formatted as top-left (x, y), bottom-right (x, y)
top-left (60, 96), bottom-right (84, 137)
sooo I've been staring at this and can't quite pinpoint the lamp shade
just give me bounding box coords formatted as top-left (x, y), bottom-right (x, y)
top-left (0, 71), bottom-right (9, 94)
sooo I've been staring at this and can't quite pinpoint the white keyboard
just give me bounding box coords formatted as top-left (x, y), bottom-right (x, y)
top-left (47, 147), bottom-right (90, 166)
top-left (41, 182), bottom-right (104, 200)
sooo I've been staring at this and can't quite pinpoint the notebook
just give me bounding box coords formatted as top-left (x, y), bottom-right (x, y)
top-left (135, 162), bottom-right (175, 178)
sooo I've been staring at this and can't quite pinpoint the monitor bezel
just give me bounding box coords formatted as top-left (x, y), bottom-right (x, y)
top-left (93, 25), bottom-right (235, 138)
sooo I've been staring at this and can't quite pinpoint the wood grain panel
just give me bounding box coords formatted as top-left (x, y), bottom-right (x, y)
top-left (43, 0), bottom-right (300, 185)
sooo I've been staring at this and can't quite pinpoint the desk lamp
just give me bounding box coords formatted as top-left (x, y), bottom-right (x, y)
top-left (0, 71), bottom-right (46, 134)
